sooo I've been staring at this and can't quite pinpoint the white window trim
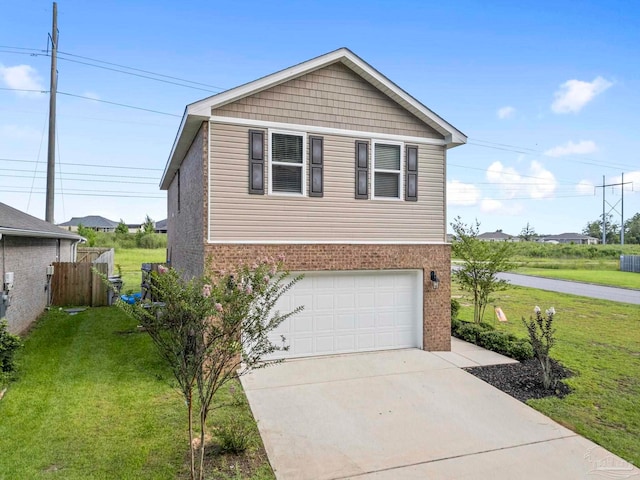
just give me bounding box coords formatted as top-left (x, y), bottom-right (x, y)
top-left (371, 139), bottom-right (404, 201)
top-left (268, 129), bottom-right (307, 196)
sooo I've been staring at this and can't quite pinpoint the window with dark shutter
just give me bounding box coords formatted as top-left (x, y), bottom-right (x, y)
top-left (355, 140), bottom-right (369, 199)
top-left (270, 132), bottom-right (304, 194)
top-left (309, 136), bottom-right (323, 197)
top-left (405, 145), bottom-right (418, 201)
top-left (373, 142), bottom-right (401, 199)
top-left (248, 130), bottom-right (265, 195)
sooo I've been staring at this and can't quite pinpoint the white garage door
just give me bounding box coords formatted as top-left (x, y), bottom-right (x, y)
top-left (265, 270), bottom-right (423, 359)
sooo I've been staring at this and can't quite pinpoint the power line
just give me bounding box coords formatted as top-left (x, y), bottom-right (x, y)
top-left (0, 157), bottom-right (164, 171)
top-left (6, 173), bottom-right (159, 185)
top-left (1, 190), bottom-right (164, 199)
top-left (57, 91), bottom-right (182, 117)
top-left (9, 167), bottom-right (159, 181)
top-left (3, 185), bottom-right (164, 196)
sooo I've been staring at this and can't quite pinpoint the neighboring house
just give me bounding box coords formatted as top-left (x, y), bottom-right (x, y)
top-left (160, 48), bottom-right (466, 357)
top-left (154, 219), bottom-right (167, 234)
top-left (0, 202), bottom-right (82, 334)
top-left (126, 223), bottom-right (142, 233)
top-left (538, 233), bottom-right (599, 245)
top-left (58, 215), bottom-right (119, 232)
top-left (477, 231), bottom-right (519, 242)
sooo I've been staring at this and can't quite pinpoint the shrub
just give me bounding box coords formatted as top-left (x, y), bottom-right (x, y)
top-left (215, 415), bottom-right (254, 454)
top-left (136, 233), bottom-right (167, 249)
top-left (522, 306), bottom-right (557, 388)
top-left (0, 319), bottom-right (22, 375)
top-left (452, 319), bottom-right (532, 361)
top-left (451, 298), bottom-right (460, 320)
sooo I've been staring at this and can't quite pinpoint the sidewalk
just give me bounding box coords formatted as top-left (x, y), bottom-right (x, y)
top-left (433, 337), bottom-right (519, 368)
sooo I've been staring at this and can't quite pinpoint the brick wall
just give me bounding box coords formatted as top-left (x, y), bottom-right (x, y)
top-left (1, 236), bottom-right (74, 334)
top-left (204, 243), bottom-right (451, 351)
top-left (167, 122), bottom-right (208, 279)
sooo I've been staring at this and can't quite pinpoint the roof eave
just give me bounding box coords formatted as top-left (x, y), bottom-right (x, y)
top-left (0, 226), bottom-right (82, 241)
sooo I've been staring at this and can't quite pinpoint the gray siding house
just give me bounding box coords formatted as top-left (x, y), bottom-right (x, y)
top-left (1, 202), bottom-right (82, 333)
top-left (160, 48), bottom-right (466, 356)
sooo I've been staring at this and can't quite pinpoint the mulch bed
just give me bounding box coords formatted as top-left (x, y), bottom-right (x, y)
top-left (464, 358), bottom-right (573, 403)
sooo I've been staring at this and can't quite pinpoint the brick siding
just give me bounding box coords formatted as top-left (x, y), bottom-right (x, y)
top-left (204, 243), bottom-right (451, 351)
top-left (167, 122), bottom-right (208, 279)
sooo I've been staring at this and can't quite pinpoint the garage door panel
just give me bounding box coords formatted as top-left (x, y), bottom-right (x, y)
top-left (264, 270), bottom-right (422, 359)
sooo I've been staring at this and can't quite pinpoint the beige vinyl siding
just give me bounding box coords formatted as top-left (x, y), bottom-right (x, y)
top-left (209, 122), bottom-right (445, 242)
top-left (212, 63), bottom-right (442, 140)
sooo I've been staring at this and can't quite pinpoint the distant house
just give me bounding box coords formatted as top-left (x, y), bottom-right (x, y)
top-left (1, 202), bottom-right (82, 333)
top-left (59, 215), bottom-right (119, 233)
top-left (154, 219), bottom-right (167, 234)
top-left (126, 223), bottom-right (142, 234)
top-left (537, 233), bottom-right (598, 245)
top-left (477, 231), bottom-right (519, 242)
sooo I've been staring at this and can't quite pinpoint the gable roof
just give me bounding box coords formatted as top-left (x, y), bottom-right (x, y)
top-left (478, 231), bottom-right (516, 240)
top-left (58, 215), bottom-right (119, 229)
top-left (0, 202), bottom-right (82, 240)
top-left (540, 233), bottom-right (598, 241)
top-left (160, 48), bottom-right (467, 190)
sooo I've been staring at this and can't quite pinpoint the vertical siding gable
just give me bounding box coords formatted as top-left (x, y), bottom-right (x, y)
top-left (212, 63), bottom-right (442, 139)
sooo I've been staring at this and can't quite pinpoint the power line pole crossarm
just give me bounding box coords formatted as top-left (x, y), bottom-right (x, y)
top-left (595, 173), bottom-right (632, 245)
top-left (45, 2), bottom-right (58, 223)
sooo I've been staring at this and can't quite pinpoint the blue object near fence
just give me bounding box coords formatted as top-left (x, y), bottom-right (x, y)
top-left (120, 292), bottom-right (142, 304)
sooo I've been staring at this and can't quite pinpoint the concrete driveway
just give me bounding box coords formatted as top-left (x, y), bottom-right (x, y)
top-left (241, 349), bottom-right (639, 479)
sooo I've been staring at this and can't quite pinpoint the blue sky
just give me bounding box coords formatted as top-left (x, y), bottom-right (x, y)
top-left (1, 0), bottom-right (638, 235)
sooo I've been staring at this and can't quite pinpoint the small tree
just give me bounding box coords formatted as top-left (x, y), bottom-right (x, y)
top-left (117, 258), bottom-right (303, 480)
top-left (522, 306), bottom-right (557, 389)
top-left (519, 222), bottom-right (537, 241)
top-left (142, 215), bottom-right (155, 235)
top-left (115, 219), bottom-right (129, 236)
top-left (451, 217), bottom-right (515, 323)
top-left (76, 224), bottom-right (96, 247)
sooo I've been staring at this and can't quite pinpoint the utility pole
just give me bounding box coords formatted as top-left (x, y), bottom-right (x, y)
top-left (595, 174), bottom-right (632, 245)
top-left (45, 1), bottom-right (58, 223)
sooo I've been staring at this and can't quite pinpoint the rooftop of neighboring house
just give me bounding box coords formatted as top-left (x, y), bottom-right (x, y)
top-left (58, 215), bottom-right (119, 229)
top-left (0, 202), bottom-right (82, 240)
top-left (477, 230), bottom-right (517, 241)
top-left (538, 233), bottom-right (598, 241)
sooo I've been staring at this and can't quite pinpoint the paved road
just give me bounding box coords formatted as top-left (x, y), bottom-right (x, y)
top-left (496, 272), bottom-right (640, 305)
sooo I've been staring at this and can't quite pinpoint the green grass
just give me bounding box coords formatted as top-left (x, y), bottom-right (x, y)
top-left (114, 248), bottom-right (166, 292)
top-left (0, 307), bottom-right (273, 479)
top-left (454, 283), bottom-right (640, 466)
top-left (516, 268), bottom-right (640, 289)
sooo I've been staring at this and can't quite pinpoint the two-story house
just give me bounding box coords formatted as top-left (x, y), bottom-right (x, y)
top-left (160, 48), bottom-right (466, 358)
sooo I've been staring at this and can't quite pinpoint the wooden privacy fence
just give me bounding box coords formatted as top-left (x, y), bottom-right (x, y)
top-left (51, 262), bottom-right (109, 306)
top-left (620, 255), bottom-right (640, 273)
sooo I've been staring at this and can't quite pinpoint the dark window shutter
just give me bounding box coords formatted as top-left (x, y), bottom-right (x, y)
top-left (355, 141), bottom-right (369, 199)
top-left (405, 145), bottom-right (418, 202)
top-left (248, 130), bottom-right (265, 194)
top-left (309, 136), bottom-right (323, 197)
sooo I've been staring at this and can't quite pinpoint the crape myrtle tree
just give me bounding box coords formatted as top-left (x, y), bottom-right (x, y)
top-left (451, 217), bottom-right (516, 323)
top-left (117, 257), bottom-right (303, 480)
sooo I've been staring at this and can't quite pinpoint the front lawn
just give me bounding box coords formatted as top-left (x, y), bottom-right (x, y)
top-left (454, 283), bottom-right (640, 467)
top-left (0, 307), bottom-right (273, 479)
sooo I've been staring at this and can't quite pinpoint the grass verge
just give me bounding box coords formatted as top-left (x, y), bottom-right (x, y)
top-left (453, 282), bottom-right (640, 467)
top-left (0, 307), bottom-right (273, 479)
top-left (515, 268), bottom-right (640, 289)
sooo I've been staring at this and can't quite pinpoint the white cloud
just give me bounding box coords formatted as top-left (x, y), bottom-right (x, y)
top-left (480, 198), bottom-right (523, 215)
top-left (0, 63), bottom-right (44, 97)
top-left (551, 76), bottom-right (613, 114)
top-left (486, 160), bottom-right (556, 200)
top-left (527, 161), bottom-right (556, 199)
top-left (576, 180), bottom-right (595, 195)
top-left (544, 140), bottom-right (597, 157)
top-left (611, 171), bottom-right (640, 194)
top-left (447, 180), bottom-right (481, 206)
top-left (497, 106), bottom-right (515, 119)
top-left (82, 91), bottom-right (101, 101)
